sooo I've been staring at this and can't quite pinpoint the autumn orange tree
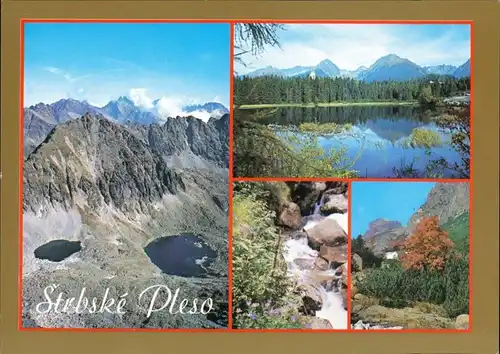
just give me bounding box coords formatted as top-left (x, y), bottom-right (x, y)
top-left (400, 216), bottom-right (456, 272)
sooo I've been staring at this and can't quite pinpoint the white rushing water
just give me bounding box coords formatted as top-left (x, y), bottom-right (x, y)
top-left (282, 197), bottom-right (349, 329)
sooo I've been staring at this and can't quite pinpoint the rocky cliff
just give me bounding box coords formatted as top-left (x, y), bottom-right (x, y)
top-left (407, 183), bottom-right (470, 230)
top-left (362, 183), bottom-right (470, 255)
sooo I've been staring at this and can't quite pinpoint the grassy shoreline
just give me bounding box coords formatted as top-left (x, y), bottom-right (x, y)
top-left (236, 101), bottom-right (418, 109)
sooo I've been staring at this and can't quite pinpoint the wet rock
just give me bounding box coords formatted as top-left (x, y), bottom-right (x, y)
top-left (324, 183), bottom-right (348, 195)
top-left (322, 278), bottom-right (340, 292)
top-left (306, 218), bottom-right (347, 251)
top-left (297, 284), bottom-right (323, 315)
top-left (340, 263), bottom-right (348, 287)
top-left (300, 214), bottom-right (325, 230)
top-left (319, 244), bottom-right (348, 266)
top-left (289, 231), bottom-right (308, 240)
top-left (278, 202), bottom-right (302, 230)
top-left (320, 194), bottom-right (348, 215)
top-left (308, 317), bottom-right (333, 329)
top-left (312, 182), bottom-right (327, 192)
top-left (314, 257), bottom-right (329, 271)
top-left (341, 289), bottom-right (348, 310)
top-left (288, 183), bottom-right (323, 216)
top-left (294, 258), bottom-right (316, 271)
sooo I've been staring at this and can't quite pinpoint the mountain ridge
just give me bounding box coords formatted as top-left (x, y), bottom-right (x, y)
top-left (241, 55), bottom-right (471, 82)
top-left (23, 97), bottom-right (229, 158)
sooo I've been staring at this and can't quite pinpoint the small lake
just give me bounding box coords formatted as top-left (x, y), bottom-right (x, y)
top-left (34, 240), bottom-right (82, 262)
top-left (239, 105), bottom-right (464, 178)
top-left (144, 233), bottom-right (217, 278)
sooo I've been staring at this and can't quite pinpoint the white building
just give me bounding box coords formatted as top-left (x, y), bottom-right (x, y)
top-left (384, 251), bottom-right (399, 260)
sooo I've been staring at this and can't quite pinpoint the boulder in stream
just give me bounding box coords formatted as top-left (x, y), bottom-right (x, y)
top-left (303, 316), bottom-right (333, 329)
top-left (297, 283), bottom-right (323, 315)
top-left (306, 218), bottom-right (347, 251)
top-left (320, 194), bottom-right (348, 215)
top-left (319, 244), bottom-right (348, 266)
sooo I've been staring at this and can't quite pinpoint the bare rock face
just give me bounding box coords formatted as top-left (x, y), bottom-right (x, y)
top-left (362, 219), bottom-right (403, 240)
top-left (22, 113), bottom-right (229, 329)
top-left (361, 182), bottom-right (470, 255)
top-left (408, 182), bottom-right (470, 230)
top-left (306, 218), bottom-right (347, 251)
top-left (24, 114), bottom-right (186, 215)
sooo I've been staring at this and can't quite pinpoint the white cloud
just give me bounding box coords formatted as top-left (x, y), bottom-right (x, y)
top-left (129, 88), bottom-right (155, 109)
top-left (131, 88), bottom-right (219, 123)
top-left (155, 96), bottom-right (187, 119)
top-left (235, 24), bottom-right (470, 73)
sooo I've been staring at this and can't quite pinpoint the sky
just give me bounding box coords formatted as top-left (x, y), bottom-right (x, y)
top-left (351, 182), bottom-right (436, 238)
top-left (234, 23), bottom-right (471, 74)
top-left (24, 23), bottom-right (230, 114)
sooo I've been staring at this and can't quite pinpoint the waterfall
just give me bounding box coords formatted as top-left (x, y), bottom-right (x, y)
top-left (282, 192), bottom-right (348, 329)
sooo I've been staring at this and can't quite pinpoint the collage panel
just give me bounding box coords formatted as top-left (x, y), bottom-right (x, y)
top-left (22, 21), bottom-right (230, 329)
top-left (350, 181), bottom-right (470, 330)
top-left (233, 22), bottom-right (471, 179)
top-left (232, 181), bottom-right (349, 330)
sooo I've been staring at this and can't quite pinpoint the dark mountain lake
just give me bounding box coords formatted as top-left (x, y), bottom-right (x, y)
top-left (34, 240), bottom-right (82, 262)
top-left (240, 105), bottom-right (465, 178)
top-left (144, 233), bottom-right (217, 278)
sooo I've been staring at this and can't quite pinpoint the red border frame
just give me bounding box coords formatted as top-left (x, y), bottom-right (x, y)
top-left (19, 19), bottom-right (474, 333)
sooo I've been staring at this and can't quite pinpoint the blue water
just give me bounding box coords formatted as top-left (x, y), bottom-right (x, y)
top-left (248, 106), bottom-right (464, 178)
top-left (144, 233), bottom-right (217, 278)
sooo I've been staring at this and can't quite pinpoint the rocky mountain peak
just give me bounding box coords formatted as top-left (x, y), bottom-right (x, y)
top-left (362, 218), bottom-right (403, 239)
top-left (407, 182), bottom-right (470, 230)
top-left (24, 113), bottom-right (186, 215)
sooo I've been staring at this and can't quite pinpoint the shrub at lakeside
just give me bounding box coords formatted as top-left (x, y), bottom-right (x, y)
top-left (401, 128), bottom-right (443, 149)
top-left (298, 122), bottom-right (352, 135)
top-left (234, 120), bottom-right (359, 178)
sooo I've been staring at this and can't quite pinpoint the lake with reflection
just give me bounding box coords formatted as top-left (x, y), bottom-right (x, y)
top-left (242, 105), bottom-right (463, 178)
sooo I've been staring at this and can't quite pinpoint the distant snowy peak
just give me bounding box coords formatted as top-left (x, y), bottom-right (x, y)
top-left (242, 56), bottom-right (471, 82)
top-left (183, 102), bottom-right (229, 115)
top-left (25, 97), bottom-right (229, 127)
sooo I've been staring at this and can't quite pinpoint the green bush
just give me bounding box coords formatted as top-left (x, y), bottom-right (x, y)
top-left (232, 186), bottom-right (300, 328)
top-left (400, 128), bottom-right (443, 149)
top-left (233, 120), bottom-right (358, 178)
top-left (234, 312), bottom-right (303, 329)
top-left (356, 255), bottom-right (469, 318)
